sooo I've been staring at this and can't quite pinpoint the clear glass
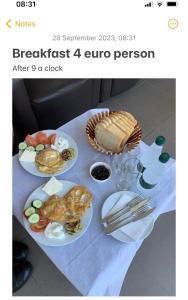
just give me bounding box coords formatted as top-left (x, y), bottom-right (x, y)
top-left (111, 153), bottom-right (128, 175)
top-left (116, 157), bottom-right (140, 191)
top-left (105, 145), bottom-right (141, 190)
top-left (123, 157), bottom-right (139, 173)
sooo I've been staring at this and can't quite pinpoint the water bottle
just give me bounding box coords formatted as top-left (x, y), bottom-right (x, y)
top-left (137, 152), bottom-right (170, 192)
top-left (137, 136), bottom-right (166, 173)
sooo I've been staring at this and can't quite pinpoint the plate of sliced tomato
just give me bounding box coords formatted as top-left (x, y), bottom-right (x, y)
top-left (18, 129), bottom-right (78, 177)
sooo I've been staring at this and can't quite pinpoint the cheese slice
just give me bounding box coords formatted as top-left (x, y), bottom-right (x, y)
top-left (51, 137), bottom-right (69, 153)
top-left (42, 176), bottom-right (63, 196)
top-left (19, 150), bottom-right (36, 162)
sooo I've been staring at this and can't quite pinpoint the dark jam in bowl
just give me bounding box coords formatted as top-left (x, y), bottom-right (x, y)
top-left (91, 165), bottom-right (110, 181)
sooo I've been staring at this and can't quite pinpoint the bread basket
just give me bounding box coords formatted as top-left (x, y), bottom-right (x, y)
top-left (86, 110), bottom-right (142, 155)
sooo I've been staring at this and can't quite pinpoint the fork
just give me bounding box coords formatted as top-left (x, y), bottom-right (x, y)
top-left (105, 199), bottom-right (149, 225)
top-left (101, 195), bottom-right (148, 224)
top-left (104, 205), bottom-right (153, 234)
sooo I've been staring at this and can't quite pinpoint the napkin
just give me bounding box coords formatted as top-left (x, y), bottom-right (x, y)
top-left (107, 193), bottom-right (153, 241)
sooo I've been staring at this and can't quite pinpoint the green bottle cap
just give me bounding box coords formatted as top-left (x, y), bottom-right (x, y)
top-left (155, 136), bottom-right (166, 146)
top-left (159, 152), bottom-right (170, 163)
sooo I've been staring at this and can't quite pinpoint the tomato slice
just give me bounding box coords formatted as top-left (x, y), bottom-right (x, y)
top-left (25, 134), bottom-right (38, 147)
top-left (38, 208), bottom-right (44, 218)
top-left (35, 132), bottom-right (49, 144)
top-left (49, 134), bottom-right (57, 145)
top-left (30, 223), bottom-right (46, 232)
top-left (38, 218), bottom-right (50, 227)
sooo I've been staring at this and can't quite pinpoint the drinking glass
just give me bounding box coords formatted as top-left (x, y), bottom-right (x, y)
top-left (117, 157), bottom-right (140, 190)
top-left (111, 153), bottom-right (127, 175)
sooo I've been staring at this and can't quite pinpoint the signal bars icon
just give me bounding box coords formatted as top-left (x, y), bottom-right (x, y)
top-left (145, 2), bottom-right (153, 6)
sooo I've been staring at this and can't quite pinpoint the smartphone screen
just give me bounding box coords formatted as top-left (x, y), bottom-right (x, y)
top-left (0, 0), bottom-right (186, 299)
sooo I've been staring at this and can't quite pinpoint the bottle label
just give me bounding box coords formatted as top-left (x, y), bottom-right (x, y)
top-left (137, 162), bottom-right (145, 173)
top-left (139, 175), bottom-right (156, 189)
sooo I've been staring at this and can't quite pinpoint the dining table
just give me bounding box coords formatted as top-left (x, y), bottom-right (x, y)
top-left (13, 108), bottom-right (176, 296)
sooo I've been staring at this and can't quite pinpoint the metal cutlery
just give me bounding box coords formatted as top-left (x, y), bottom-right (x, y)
top-left (104, 203), bottom-right (150, 227)
top-left (101, 195), bottom-right (149, 224)
top-left (104, 207), bottom-right (155, 235)
top-left (105, 198), bottom-right (149, 225)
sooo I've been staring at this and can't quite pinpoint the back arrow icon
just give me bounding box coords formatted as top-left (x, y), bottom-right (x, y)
top-left (6, 19), bottom-right (11, 28)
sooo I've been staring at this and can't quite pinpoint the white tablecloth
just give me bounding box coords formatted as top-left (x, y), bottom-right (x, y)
top-left (13, 109), bottom-right (176, 296)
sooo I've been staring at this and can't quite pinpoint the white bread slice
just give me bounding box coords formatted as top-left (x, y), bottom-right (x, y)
top-left (95, 122), bottom-right (127, 153)
top-left (109, 114), bottom-right (134, 134)
top-left (94, 111), bottom-right (137, 153)
top-left (112, 112), bottom-right (137, 127)
top-left (118, 111), bottom-right (137, 126)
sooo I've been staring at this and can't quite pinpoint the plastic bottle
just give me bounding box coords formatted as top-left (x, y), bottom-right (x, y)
top-left (137, 152), bottom-right (170, 192)
top-left (137, 136), bottom-right (166, 173)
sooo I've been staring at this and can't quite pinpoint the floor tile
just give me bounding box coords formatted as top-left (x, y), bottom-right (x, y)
top-left (13, 275), bottom-right (46, 296)
top-left (22, 235), bottom-right (81, 296)
top-left (143, 113), bottom-right (176, 158)
top-left (147, 79), bottom-right (176, 98)
top-left (121, 211), bottom-right (176, 296)
top-left (13, 216), bottom-right (29, 241)
top-left (121, 259), bottom-right (168, 296)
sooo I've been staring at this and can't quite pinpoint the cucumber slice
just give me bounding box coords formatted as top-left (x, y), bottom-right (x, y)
top-left (36, 144), bottom-right (45, 151)
top-left (32, 199), bottom-right (43, 209)
top-left (28, 213), bottom-right (39, 224)
top-left (24, 207), bottom-right (36, 217)
top-left (18, 142), bottom-right (27, 151)
top-left (26, 146), bottom-right (35, 152)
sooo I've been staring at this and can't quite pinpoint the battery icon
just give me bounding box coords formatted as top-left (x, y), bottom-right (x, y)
top-left (166, 1), bottom-right (178, 6)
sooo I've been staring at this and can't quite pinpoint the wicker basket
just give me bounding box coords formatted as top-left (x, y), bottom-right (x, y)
top-left (86, 111), bottom-right (142, 155)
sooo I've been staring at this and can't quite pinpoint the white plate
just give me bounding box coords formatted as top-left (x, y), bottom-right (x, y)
top-left (101, 191), bottom-right (154, 243)
top-left (19, 130), bottom-right (78, 177)
top-left (23, 180), bottom-right (93, 246)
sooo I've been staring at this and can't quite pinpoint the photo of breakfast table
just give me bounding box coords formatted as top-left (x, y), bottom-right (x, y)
top-left (13, 108), bottom-right (176, 296)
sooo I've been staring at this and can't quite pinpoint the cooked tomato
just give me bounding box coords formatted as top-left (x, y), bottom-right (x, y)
top-left (49, 134), bottom-right (57, 145)
top-left (30, 223), bottom-right (46, 232)
top-left (38, 218), bottom-right (49, 227)
top-left (35, 132), bottom-right (49, 144)
top-left (38, 208), bottom-right (44, 218)
top-left (25, 134), bottom-right (38, 147)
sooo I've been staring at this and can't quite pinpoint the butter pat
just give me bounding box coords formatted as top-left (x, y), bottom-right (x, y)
top-left (19, 150), bottom-right (36, 162)
top-left (42, 177), bottom-right (63, 196)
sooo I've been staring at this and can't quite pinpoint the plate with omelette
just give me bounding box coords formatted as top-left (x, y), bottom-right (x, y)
top-left (18, 130), bottom-right (78, 177)
top-left (23, 179), bottom-right (93, 246)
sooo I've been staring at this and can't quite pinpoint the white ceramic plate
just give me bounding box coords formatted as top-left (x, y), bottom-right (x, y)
top-left (101, 191), bottom-right (154, 243)
top-left (23, 180), bottom-right (93, 246)
top-left (19, 130), bottom-right (78, 177)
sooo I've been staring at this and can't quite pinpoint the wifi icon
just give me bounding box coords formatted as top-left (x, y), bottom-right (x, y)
top-left (157, 1), bottom-right (163, 6)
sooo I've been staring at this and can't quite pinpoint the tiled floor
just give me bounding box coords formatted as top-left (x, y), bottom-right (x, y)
top-left (13, 79), bottom-right (176, 296)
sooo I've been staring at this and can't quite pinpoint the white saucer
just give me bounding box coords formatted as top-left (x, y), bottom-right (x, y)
top-left (101, 191), bottom-right (154, 243)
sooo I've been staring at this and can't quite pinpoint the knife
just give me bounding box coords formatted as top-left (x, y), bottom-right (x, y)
top-left (106, 199), bottom-right (149, 225)
top-left (101, 196), bottom-right (148, 224)
top-left (101, 195), bottom-right (141, 223)
top-left (105, 207), bottom-right (155, 235)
